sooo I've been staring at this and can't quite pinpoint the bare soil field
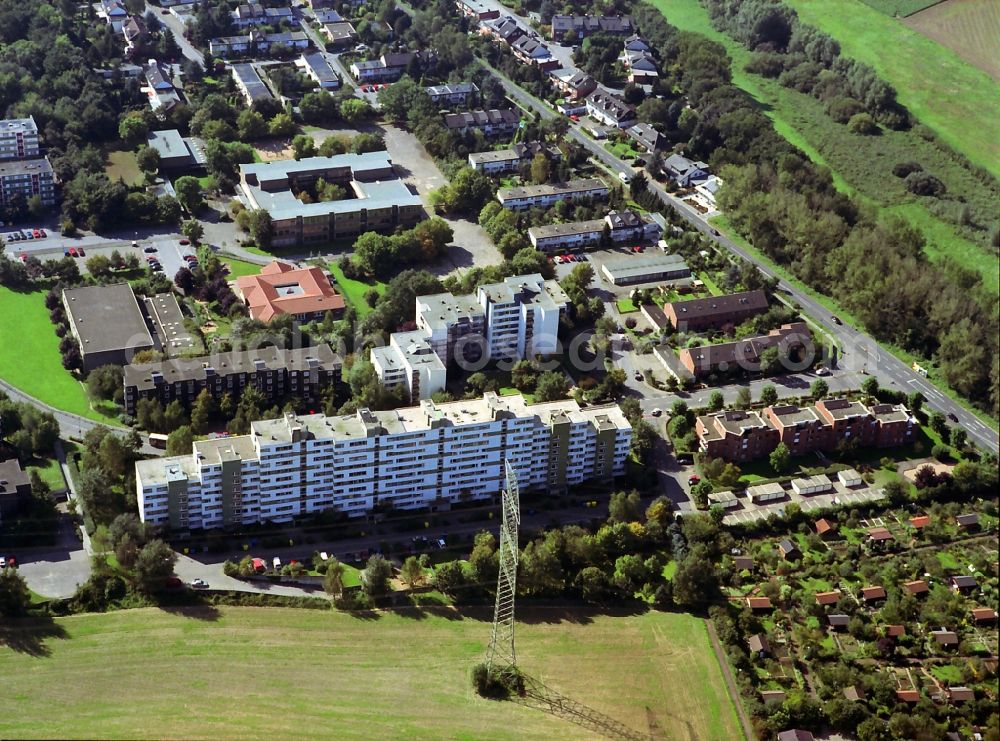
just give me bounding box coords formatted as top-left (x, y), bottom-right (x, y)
top-left (904, 0), bottom-right (1000, 81)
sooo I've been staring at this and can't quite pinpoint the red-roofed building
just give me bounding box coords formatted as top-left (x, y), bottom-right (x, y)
top-left (886, 624), bottom-right (905, 638)
top-left (746, 596), bottom-right (773, 611)
top-left (909, 514), bottom-right (930, 529)
top-left (896, 689), bottom-right (920, 703)
top-left (235, 261), bottom-right (346, 322)
top-left (861, 585), bottom-right (886, 602)
top-left (815, 590), bottom-right (842, 606)
top-left (904, 580), bottom-right (929, 596)
top-left (971, 607), bottom-right (998, 623)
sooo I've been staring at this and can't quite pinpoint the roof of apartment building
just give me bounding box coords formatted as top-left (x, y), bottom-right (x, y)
top-left (469, 141), bottom-right (559, 165)
top-left (425, 82), bottom-right (479, 98)
top-left (62, 283), bottom-right (154, 354)
top-left (478, 273), bottom-right (569, 310)
top-left (529, 218), bottom-right (606, 240)
top-left (586, 91), bottom-right (634, 121)
top-left (817, 397), bottom-right (870, 421)
top-left (443, 108), bottom-right (520, 129)
top-left (498, 177), bottom-right (607, 201)
top-left (322, 22), bottom-right (357, 42)
top-left (769, 404), bottom-right (823, 427)
top-left (239, 152), bottom-right (423, 221)
top-left (299, 52), bottom-right (339, 84)
top-left (235, 261), bottom-right (345, 322)
top-left (681, 322), bottom-right (810, 371)
top-left (698, 409), bottom-right (769, 441)
top-left (666, 289), bottom-right (768, 323)
top-left (600, 253), bottom-right (690, 282)
top-left (372, 330), bottom-right (446, 374)
top-left (0, 458), bottom-right (30, 494)
top-left (123, 344), bottom-right (343, 391)
top-left (231, 63), bottom-right (273, 101)
top-left (870, 403), bottom-right (911, 424)
top-left (0, 116), bottom-right (39, 135)
top-left (0, 157), bottom-right (53, 178)
top-left (416, 292), bottom-right (484, 332)
top-left (551, 14), bottom-right (632, 33)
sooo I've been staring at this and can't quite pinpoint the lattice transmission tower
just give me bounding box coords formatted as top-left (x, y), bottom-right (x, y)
top-left (486, 461), bottom-right (521, 672)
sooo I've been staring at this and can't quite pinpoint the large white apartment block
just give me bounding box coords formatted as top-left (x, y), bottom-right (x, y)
top-left (373, 274), bottom-right (568, 401)
top-left (0, 117), bottom-right (41, 161)
top-left (135, 393), bottom-right (632, 529)
top-left (370, 330), bottom-right (447, 403)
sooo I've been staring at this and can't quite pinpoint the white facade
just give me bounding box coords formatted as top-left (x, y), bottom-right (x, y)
top-left (0, 117), bottom-right (41, 161)
top-left (370, 331), bottom-right (447, 403)
top-left (136, 393), bottom-right (632, 529)
top-left (496, 178), bottom-right (609, 211)
top-left (478, 274), bottom-right (567, 360)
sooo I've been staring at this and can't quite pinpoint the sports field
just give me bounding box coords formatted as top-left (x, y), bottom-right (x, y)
top-left (0, 286), bottom-right (118, 424)
top-left (904, 0), bottom-right (1000, 82)
top-left (0, 606), bottom-right (743, 740)
top-left (785, 0), bottom-right (1000, 179)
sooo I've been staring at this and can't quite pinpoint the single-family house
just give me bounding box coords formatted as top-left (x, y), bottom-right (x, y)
top-left (626, 122), bottom-right (665, 153)
top-left (950, 575), bottom-right (978, 592)
top-left (586, 91), bottom-right (635, 128)
top-left (663, 153), bottom-right (709, 187)
top-left (778, 539), bottom-right (800, 561)
top-left (549, 68), bottom-right (597, 99)
top-left (747, 633), bottom-right (770, 656)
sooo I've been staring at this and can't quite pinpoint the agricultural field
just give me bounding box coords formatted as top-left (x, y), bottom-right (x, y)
top-left (0, 607), bottom-right (743, 740)
top-left (0, 286), bottom-right (118, 424)
top-left (784, 0), bottom-right (1000, 179)
top-left (904, 0), bottom-right (1000, 82)
top-left (858, 0), bottom-right (941, 16)
top-left (648, 0), bottom-right (1000, 295)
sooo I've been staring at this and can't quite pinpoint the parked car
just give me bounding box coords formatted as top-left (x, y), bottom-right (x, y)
top-left (32, 229), bottom-right (41, 238)
top-left (77, 248), bottom-right (85, 257)
top-left (688, 474), bottom-right (701, 485)
top-left (178, 239), bottom-right (190, 246)
top-left (5, 555), bottom-right (14, 568)
top-left (189, 578), bottom-right (208, 589)
top-left (38, 228), bottom-right (46, 237)
top-left (650, 408), bottom-right (662, 417)
top-left (68, 247), bottom-right (78, 257)
top-left (144, 246), bottom-right (157, 253)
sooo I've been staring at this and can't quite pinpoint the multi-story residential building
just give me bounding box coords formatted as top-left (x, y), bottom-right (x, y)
top-left (374, 274), bottom-right (567, 398)
top-left (663, 290), bottom-right (769, 332)
top-left (370, 330), bottom-right (447, 403)
top-left (209, 30), bottom-right (310, 57)
top-left (230, 3), bottom-right (294, 28)
top-left (478, 274), bottom-right (569, 360)
top-left (697, 400), bottom-right (915, 463)
top-left (696, 410), bottom-right (779, 463)
top-left (231, 63), bottom-right (275, 105)
top-left (677, 322), bottom-right (810, 378)
top-left (549, 68), bottom-right (598, 99)
top-left (528, 209), bottom-right (662, 251)
top-left (455, 0), bottom-right (498, 21)
top-left (468, 141), bottom-right (561, 175)
top-left (238, 152), bottom-right (425, 246)
top-left (663, 153), bottom-right (710, 186)
top-left (0, 457), bottom-right (31, 525)
top-left (511, 35), bottom-right (552, 65)
top-left (122, 345), bottom-right (343, 416)
top-left (135, 393), bottom-right (632, 529)
top-left (425, 82), bottom-right (479, 107)
top-left (497, 177), bottom-right (609, 210)
top-left (456, 0), bottom-right (500, 22)
top-left (0, 117), bottom-right (41, 161)
top-left (482, 15), bottom-right (528, 45)
top-left (295, 52), bottom-right (341, 90)
top-left (443, 109), bottom-right (520, 138)
top-left (415, 291), bottom-right (487, 365)
top-left (586, 91), bottom-right (635, 128)
top-left (551, 14), bottom-right (633, 39)
top-left (0, 157), bottom-right (56, 207)
top-left (349, 52), bottom-right (417, 82)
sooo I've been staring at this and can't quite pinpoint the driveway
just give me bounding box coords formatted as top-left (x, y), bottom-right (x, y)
top-left (380, 123), bottom-right (502, 273)
top-left (16, 517), bottom-right (91, 599)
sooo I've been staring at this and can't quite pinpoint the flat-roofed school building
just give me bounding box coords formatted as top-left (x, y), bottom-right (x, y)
top-left (62, 283), bottom-right (155, 371)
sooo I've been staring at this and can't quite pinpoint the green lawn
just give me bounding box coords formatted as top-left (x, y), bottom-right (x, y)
top-left (0, 607), bottom-right (743, 741)
top-left (929, 663), bottom-right (964, 684)
top-left (26, 457), bottom-right (66, 491)
top-left (785, 0), bottom-right (1000, 180)
top-left (858, 0), bottom-right (940, 15)
top-left (605, 140), bottom-right (641, 160)
top-left (936, 551), bottom-right (961, 571)
top-left (0, 287), bottom-right (119, 424)
top-left (104, 150), bottom-right (143, 187)
top-left (219, 256), bottom-right (264, 278)
top-left (616, 298), bottom-right (638, 313)
top-left (648, 0), bottom-right (999, 296)
top-left (327, 262), bottom-right (385, 318)
top-left (499, 387), bottom-right (535, 404)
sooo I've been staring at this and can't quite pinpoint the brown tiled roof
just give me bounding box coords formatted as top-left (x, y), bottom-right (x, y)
top-left (896, 689), bottom-right (920, 702)
top-left (948, 687), bottom-right (974, 702)
top-left (868, 527), bottom-right (893, 541)
top-left (971, 607), bottom-right (998, 622)
top-left (886, 624), bottom-right (905, 637)
top-left (815, 590), bottom-right (842, 606)
top-left (904, 580), bottom-right (929, 595)
top-left (814, 518), bottom-right (836, 535)
top-left (909, 515), bottom-right (931, 528)
top-left (746, 596), bottom-right (773, 610)
top-left (861, 586), bottom-right (886, 601)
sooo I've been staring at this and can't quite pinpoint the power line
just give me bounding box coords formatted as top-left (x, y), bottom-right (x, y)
top-left (486, 460), bottom-right (520, 672)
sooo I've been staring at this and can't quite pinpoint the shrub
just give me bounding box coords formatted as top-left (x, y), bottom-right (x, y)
top-left (471, 663), bottom-right (525, 699)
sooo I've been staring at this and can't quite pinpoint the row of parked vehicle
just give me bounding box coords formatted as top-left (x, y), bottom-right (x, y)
top-left (5, 227), bottom-right (46, 241)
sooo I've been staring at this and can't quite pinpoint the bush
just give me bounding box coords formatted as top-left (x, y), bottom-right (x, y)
top-left (471, 662), bottom-right (525, 699)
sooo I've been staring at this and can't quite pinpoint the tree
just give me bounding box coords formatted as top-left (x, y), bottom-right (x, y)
top-left (181, 219), bottom-right (204, 244)
top-left (511, 360), bottom-right (539, 393)
top-left (166, 425), bottom-right (193, 456)
top-left (190, 389), bottom-right (215, 434)
top-left (708, 390), bottom-right (724, 411)
top-left (469, 531), bottom-right (498, 585)
top-left (810, 378), bottom-right (829, 400)
top-left (291, 134), bottom-right (316, 160)
top-left (299, 91), bottom-right (338, 124)
top-left (236, 108), bottom-right (268, 141)
top-left (339, 98), bottom-right (372, 124)
top-left (86, 365), bottom-right (123, 401)
top-left (134, 539), bottom-right (177, 591)
top-left (118, 112), bottom-right (149, 146)
top-left (268, 112), bottom-right (296, 137)
top-left (0, 568), bottom-right (31, 617)
top-left (530, 152), bottom-right (551, 184)
top-left (85, 254), bottom-right (113, 280)
top-left (174, 266), bottom-right (195, 294)
top-left (135, 145), bottom-right (160, 174)
top-left (860, 376), bottom-right (879, 398)
top-left (735, 387), bottom-right (752, 409)
top-left (759, 384), bottom-right (778, 406)
top-left (437, 167), bottom-right (494, 215)
top-left (608, 490), bottom-right (643, 523)
top-left (115, 532), bottom-right (140, 571)
top-left (534, 371), bottom-right (570, 402)
top-left (323, 558), bottom-right (346, 597)
top-left (769, 442), bottom-right (792, 474)
top-left (401, 556), bottom-right (423, 588)
top-left (847, 112), bottom-right (879, 135)
top-left (245, 209), bottom-right (273, 249)
top-left (672, 545), bottom-right (719, 607)
top-left (174, 176), bottom-right (203, 214)
top-left (361, 554), bottom-right (392, 597)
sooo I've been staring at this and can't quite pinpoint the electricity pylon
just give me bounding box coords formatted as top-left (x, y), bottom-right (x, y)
top-left (486, 461), bottom-right (520, 672)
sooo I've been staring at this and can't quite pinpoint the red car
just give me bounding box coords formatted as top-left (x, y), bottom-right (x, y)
top-left (569, 114), bottom-right (579, 121)
top-left (631, 245), bottom-right (643, 253)
top-left (32, 229), bottom-right (41, 238)
top-left (687, 475), bottom-right (701, 486)
top-left (18, 253), bottom-right (27, 263)
top-left (68, 247), bottom-right (78, 257)
top-left (179, 239), bottom-right (190, 246)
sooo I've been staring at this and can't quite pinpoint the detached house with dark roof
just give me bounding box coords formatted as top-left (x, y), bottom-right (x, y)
top-left (626, 122), bottom-right (666, 153)
top-left (663, 153), bottom-right (709, 187)
top-left (586, 91), bottom-right (635, 128)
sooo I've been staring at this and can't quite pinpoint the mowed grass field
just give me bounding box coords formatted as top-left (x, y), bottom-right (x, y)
top-left (904, 0), bottom-right (1000, 82)
top-left (858, 0), bottom-right (941, 16)
top-left (0, 606), bottom-right (743, 740)
top-left (104, 150), bottom-right (143, 187)
top-left (328, 262), bottom-right (386, 318)
top-left (784, 0), bottom-right (1000, 179)
top-left (0, 286), bottom-right (118, 424)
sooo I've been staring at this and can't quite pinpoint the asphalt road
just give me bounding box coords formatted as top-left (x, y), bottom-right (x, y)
top-left (489, 70), bottom-right (998, 454)
top-left (146, 2), bottom-right (205, 67)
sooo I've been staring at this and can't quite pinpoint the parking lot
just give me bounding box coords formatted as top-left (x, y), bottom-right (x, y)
top-left (722, 480), bottom-right (887, 526)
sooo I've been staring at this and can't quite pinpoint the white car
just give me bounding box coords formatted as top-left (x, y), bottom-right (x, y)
top-left (189, 578), bottom-right (208, 589)
top-left (650, 408), bottom-right (662, 417)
